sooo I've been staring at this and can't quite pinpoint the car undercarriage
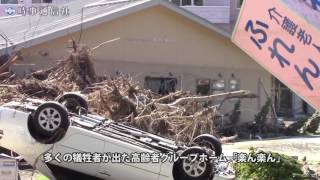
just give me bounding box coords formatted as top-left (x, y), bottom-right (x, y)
top-left (0, 94), bottom-right (233, 180)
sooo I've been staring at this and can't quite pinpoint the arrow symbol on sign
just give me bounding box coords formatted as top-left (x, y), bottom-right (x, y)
top-left (268, 7), bottom-right (283, 25)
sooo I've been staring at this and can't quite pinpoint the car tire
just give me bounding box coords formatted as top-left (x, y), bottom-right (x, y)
top-left (192, 134), bottom-right (222, 157)
top-left (56, 93), bottom-right (88, 114)
top-left (175, 147), bottom-right (214, 180)
top-left (29, 102), bottom-right (69, 144)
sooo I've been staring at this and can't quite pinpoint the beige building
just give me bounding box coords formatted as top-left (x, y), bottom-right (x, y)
top-left (0, 0), bottom-right (272, 123)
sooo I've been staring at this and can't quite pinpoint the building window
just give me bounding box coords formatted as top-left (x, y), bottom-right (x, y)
top-left (1, 0), bottom-right (18, 4)
top-left (237, 0), bottom-right (243, 8)
top-left (196, 79), bottom-right (210, 95)
top-left (32, 0), bottom-right (52, 3)
top-left (212, 79), bottom-right (225, 94)
top-left (180, 0), bottom-right (203, 6)
top-left (229, 79), bottom-right (240, 91)
top-left (274, 79), bottom-right (293, 117)
top-left (182, 0), bottom-right (191, 6)
top-left (229, 74), bottom-right (240, 91)
top-left (194, 0), bottom-right (203, 6)
top-left (171, 0), bottom-right (180, 6)
top-left (144, 77), bottom-right (177, 95)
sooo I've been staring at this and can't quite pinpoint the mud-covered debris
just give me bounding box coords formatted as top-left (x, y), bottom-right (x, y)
top-left (0, 40), bottom-right (257, 143)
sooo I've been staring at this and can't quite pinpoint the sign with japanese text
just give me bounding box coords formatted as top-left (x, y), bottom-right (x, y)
top-left (232, 0), bottom-right (320, 110)
top-left (282, 0), bottom-right (320, 30)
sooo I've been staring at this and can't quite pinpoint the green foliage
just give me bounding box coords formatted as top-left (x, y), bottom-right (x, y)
top-left (35, 174), bottom-right (50, 180)
top-left (230, 99), bottom-right (241, 125)
top-left (233, 148), bottom-right (307, 180)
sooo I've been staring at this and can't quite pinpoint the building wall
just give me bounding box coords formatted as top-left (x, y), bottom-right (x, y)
top-left (19, 5), bottom-right (272, 123)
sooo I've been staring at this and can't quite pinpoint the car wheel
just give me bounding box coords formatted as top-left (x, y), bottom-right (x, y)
top-left (29, 102), bottom-right (69, 144)
top-left (56, 93), bottom-right (88, 114)
top-left (192, 134), bottom-right (222, 157)
top-left (176, 147), bottom-right (214, 180)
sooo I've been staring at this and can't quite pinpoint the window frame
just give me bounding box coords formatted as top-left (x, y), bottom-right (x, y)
top-left (1, 0), bottom-right (18, 4)
top-left (211, 79), bottom-right (226, 94)
top-left (196, 79), bottom-right (211, 95)
top-left (144, 76), bottom-right (178, 95)
top-left (181, 0), bottom-right (191, 6)
top-left (194, 0), bottom-right (203, 6)
top-left (229, 78), bottom-right (240, 91)
top-left (32, 0), bottom-right (52, 4)
top-left (237, 0), bottom-right (243, 8)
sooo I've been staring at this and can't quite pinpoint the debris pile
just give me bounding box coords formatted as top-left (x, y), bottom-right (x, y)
top-left (0, 41), bottom-right (257, 142)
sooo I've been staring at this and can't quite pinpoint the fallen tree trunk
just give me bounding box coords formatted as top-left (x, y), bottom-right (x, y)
top-left (0, 72), bottom-right (10, 79)
top-left (169, 90), bottom-right (255, 106)
top-left (284, 119), bottom-right (308, 135)
top-left (221, 134), bottom-right (238, 143)
top-left (303, 112), bottom-right (320, 133)
top-left (0, 55), bottom-right (18, 73)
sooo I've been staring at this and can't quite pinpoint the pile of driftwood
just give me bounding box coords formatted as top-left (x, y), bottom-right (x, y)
top-left (0, 41), bottom-right (257, 142)
top-left (0, 52), bottom-right (21, 82)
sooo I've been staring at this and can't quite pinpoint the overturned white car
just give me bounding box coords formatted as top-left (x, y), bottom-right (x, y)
top-left (0, 93), bottom-right (233, 180)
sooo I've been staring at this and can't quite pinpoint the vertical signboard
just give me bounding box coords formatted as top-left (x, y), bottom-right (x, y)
top-left (232, 0), bottom-right (320, 110)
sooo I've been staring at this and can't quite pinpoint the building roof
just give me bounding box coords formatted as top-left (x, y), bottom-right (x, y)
top-left (0, 0), bottom-right (231, 54)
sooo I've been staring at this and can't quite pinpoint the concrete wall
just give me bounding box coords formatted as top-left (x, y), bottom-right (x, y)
top-left (19, 5), bottom-right (272, 123)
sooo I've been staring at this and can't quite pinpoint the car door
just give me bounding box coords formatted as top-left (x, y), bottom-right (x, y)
top-left (97, 136), bottom-right (160, 180)
top-left (51, 130), bottom-right (105, 177)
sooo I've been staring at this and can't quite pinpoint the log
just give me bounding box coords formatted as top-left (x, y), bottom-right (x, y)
top-left (0, 72), bottom-right (10, 79)
top-left (135, 106), bottom-right (217, 122)
top-left (154, 91), bottom-right (186, 103)
top-left (0, 55), bottom-right (18, 73)
top-left (92, 38), bottom-right (121, 51)
top-left (1, 74), bottom-right (15, 83)
top-left (154, 103), bottom-right (179, 111)
top-left (284, 119), bottom-right (307, 135)
top-left (0, 84), bottom-right (17, 88)
top-left (221, 134), bottom-right (238, 143)
top-left (169, 90), bottom-right (256, 106)
top-left (303, 112), bottom-right (320, 133)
